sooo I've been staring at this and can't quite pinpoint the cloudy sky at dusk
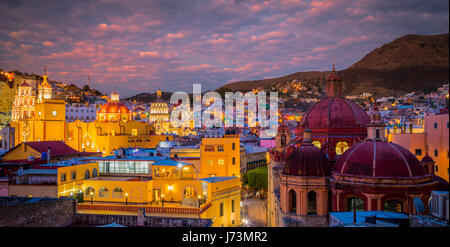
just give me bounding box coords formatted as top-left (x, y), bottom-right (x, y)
top-left (0, 0), bottom-right (448, 97)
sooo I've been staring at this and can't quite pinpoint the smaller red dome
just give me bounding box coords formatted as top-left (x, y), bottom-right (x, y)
top-left (99, 102), bottom-right (130, 114)
top-left (421, 154), bottom-right (434, 163)
top-left (283, 143), bottom-right (329, 176)
top-left (334, 141), bottom-right (426, 178)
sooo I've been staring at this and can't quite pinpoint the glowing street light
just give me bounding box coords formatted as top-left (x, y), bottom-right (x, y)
top-left (90, 191), bottom-right (94, 204)
top-left (125, 193), bottom-right (129, 205)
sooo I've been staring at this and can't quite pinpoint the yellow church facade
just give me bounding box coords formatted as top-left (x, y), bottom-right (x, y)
top-left (10, 78), bottom-right (174, 155)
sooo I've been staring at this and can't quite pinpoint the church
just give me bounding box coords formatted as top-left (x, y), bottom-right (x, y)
top-left (9, 73), bottom-right (172, 156)
top-left (267, 67), bottom-right (447, 227)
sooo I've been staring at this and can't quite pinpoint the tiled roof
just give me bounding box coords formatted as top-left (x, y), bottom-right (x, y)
top-left (25, 141), bottom-right (81, 156)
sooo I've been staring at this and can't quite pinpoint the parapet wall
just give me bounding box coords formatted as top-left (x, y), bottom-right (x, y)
top-left (73, 213), bottom-right (212, 227)
top-left (0, 196), bottom-right (76, 227)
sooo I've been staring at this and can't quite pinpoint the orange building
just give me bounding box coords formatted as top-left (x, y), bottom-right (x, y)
top-left (199, 135), bottom-right (240, 178)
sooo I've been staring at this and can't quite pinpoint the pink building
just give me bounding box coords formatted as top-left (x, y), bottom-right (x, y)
top-left (391, 112), bottom-right (449, 181)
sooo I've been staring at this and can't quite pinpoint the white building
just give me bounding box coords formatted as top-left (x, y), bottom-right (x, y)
top-left (65, 103), bottom-right (98, 122)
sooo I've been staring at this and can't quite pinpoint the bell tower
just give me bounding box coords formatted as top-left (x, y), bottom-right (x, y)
top-left (326, 65), bottom-right (342, 97)
top-left (366, 100), bottom-right (386, 141)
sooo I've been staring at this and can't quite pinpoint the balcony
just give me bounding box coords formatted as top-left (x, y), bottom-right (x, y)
top-left (77, 201), bottom-right (212, 216)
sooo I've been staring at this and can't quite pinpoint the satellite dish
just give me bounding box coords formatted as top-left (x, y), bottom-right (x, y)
top-left (413, 197), bottom-right (425, 215)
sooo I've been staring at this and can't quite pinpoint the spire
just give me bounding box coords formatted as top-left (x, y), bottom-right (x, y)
top-left (326, 64), bottom-right (342, 97)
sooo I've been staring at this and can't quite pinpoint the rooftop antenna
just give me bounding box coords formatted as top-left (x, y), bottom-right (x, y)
top-left (88, 75), bottom-right (90, 89)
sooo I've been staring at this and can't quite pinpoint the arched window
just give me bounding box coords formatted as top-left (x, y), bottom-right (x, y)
top-left (312, 141), bottom-right (321, 149)
top-left (307, 190), bottom-right (317, 215)
top-left (281, 134), bottom-right (286, 147)
top-left (92, 168), bottom-right (98, 178)
top-left (348, 197), bottom-right (364, 211)
top-left (112, 187), bottom-right (124, 198)
top-left (84, 170), bottom-right (90, 179)
top-left (336, 141), bottom-right (349, 155)
top-left (98, 187), bottom-right (109, 197)
top-left (85, 187), bottom-right (95, 196)
top-left (376, 129), bottom-right (380, 139)
top-left (289, 189), bottom-right (296, 213)
top-left (384, 199), bottom-right (403, 213)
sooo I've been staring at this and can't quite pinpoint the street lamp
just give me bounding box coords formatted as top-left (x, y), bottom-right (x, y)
top-left (125, 193), bottom-right (128, 205)
top-left (90, 191), bottom-right (93, 204)
top-left (161, 194), bottom-right (165, 207)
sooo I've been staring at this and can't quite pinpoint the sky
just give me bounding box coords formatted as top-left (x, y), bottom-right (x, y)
top-left (0, 0), bottom-right (448, 97)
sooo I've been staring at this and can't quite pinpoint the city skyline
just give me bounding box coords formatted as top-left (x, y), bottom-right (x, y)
top-left (0, 0), bottom-right (448, 97)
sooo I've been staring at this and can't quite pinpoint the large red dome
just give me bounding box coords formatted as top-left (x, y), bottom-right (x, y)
top-left (300, 97), bottom-right (370, 129)
top-left (333, 140), bottom-right (426, 178)
top-left (99, 102), bottom-right (130, 114)
top-left (283, 143), bottom-right (329, 176)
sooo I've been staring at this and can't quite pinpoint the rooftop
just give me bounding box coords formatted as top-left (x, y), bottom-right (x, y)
top-left (200, 176), bottom-right (237, 183)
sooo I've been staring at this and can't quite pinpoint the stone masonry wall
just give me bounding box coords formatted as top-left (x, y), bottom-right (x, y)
top-left (0, 197), bottom-right (76, 227)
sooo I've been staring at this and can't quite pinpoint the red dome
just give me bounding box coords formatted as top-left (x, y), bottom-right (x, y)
top-left (99, 102), bottom-right (130, 114)
top-left (334, 140), bottom-right (426, 178)
top-left (283, 143), bottom-right (329, 176)
top-left (300, 97), bottom-right (370, 129)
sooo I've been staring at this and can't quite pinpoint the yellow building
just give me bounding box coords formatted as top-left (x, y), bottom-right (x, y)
top-left (200, 135), bottom-right (240, 178)
top-left (8, 160), bottom-right (98, 198)
top-left (73, 157), bottom-right (240, 227)
top-left (9, 77), bottom-right (174, 155)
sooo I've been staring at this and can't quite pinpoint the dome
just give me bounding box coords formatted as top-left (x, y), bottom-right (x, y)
top-left (99, 102), bottom-right (130, 114)
top-left (334, 140), bottom-right (426, 178)
top-left (283, 142), bottom-right (329, 176)
top-left (421, 153), bottom-right (434, 163)
top-left (300, 97), bottom-right (370, 129)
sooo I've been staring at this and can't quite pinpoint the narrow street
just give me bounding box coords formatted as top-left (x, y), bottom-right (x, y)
top-left (241, 197), bottom-right (267, 227)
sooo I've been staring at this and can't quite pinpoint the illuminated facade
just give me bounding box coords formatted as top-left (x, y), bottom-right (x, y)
top-left (11, 81), bottom-right (35, 122)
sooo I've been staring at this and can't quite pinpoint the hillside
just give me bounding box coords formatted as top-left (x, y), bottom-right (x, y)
top-left (220, 33), bottom-right (449, 96)
top-left (125, 91), bottom-right (172, 103)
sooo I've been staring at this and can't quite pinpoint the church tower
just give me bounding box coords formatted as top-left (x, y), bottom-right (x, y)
top-left (325, 65), bottom-right (342, 97)
top-left (37, 68), bottom-right (52, 103)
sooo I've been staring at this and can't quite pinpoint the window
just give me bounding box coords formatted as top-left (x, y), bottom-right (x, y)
top-left (384, 199), bottom-right (403, 213)
top-left (92, 168), bottom-right (98, 178)
top-left (208, 160), bottom-right (213, 166)
top-left (231, 200), bottom-right (235, 213)
top-left (336, 141), bottom-right (349, 155)
top-left (220, 202), bottom-right (224, 217)
top-left (376, 129), bottom-right (380, 139)
top-left (434, 122), bottom-right (438, 129)
top-left (289, 190), bottom-right (296, 213)
top-left (307, 190), bottom-right (317, 215)
top-left (415, 149), bottom-right (422, 156)
top-left (71, 171), bottom-right (76, 180)
top-left (99, 187), bottom-right (109, 197)
top-left (112, 187), bottom-right (124, 198)
top-left (217, 146), bottom-right (224, 152)
top-left (232, 157), bottom-right (235, 165)
top-left (434, 149), bottom-right (438, 157)
top-left (84, 170), bottom-right (90, 179)
top-left (60, 173), bottom-right (66, 182)
top-left (312, 141), bottom-right (321, 149)
top-left (218, 159), bottom-right (224, 165)
top-left (204, 146), bottom-right (215, 152)
top-left (435, 165), bottom-right (438, 172)
top-left (348, 197), bottom-right (364, 211)
top-left (85, 187), bottom-right (95, 196)
top-left (232, 143), bottom-right (235, 150)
